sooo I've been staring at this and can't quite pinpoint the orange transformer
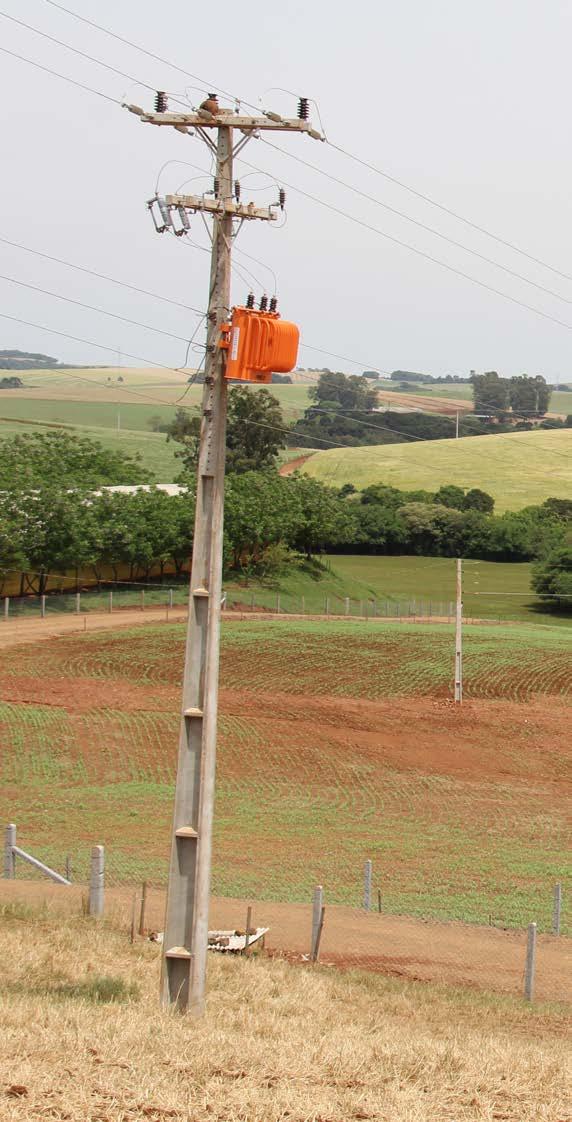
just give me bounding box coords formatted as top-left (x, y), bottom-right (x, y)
top-left (221, 306), bottom-right (300, 384)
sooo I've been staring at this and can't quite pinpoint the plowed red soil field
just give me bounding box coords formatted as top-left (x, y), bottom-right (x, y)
top-left (1, 615), bottom-right (570, 998)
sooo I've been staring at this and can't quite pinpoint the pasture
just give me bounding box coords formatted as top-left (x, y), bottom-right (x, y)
top-left (1, 616), bottom-right (570, 933)
top-left (303, 427), bottom-right (572, 510)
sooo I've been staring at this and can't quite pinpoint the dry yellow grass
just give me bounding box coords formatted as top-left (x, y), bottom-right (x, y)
top-left (1, 901), bottom-right (571, 1121)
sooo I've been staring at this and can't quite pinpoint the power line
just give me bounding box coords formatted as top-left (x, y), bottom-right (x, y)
top-left (238, 154), bottom-right (572, 335)
top-left (0, 235), bottom-right (204, 315)
top-left (39, 0), bottom-right (257, 111)
top-left (0, 311), bottom-right (200, 378)
top-left (327, 139), bottom-right (572, 286)
top-left (0, 11), bottom-right (157, 96)
top-left (261, 138), bottom-right (572, 310)
top-left (0, 43), bottom-right (121, 102)
top-left (0, 272), bottom-right (199, 346)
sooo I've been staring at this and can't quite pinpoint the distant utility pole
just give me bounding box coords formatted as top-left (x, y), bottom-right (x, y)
top-left (454, 558), bottom-right (463, 703)
top-left (125, 91), bottom-right (321, 1015)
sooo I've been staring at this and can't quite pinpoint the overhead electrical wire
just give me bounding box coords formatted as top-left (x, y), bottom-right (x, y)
top-left (0, 44), bottom-right (121, 103)
top-left (260, 138), bottom-right (572, 309)
top-left (0, 235), bottom-right (204, 315)
top-left (0, 272), bottom-right (198, 346)
top-left (32, 0), bottom-right (572, 300)
top-left (326, 140), bottom-right (572, 286)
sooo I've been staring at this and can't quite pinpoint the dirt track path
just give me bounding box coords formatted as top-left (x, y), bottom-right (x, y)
top-left (1, 880), bottom-right (570, 1006)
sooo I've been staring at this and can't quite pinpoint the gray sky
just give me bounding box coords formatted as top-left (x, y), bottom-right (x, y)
top-left (3, 0), bottom-right (572, 381)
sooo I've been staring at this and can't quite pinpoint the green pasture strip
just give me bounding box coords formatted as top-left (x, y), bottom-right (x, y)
top-left (303, 428), bottom-right (572, 511)
top-left (0, 417), bottom-right (180, 480)
top-left (324, 555), bottom-right (570, 627)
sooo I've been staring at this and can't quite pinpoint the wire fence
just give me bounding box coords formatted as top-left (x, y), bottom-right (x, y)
top-left (1, 583), bottom-right (498, 623)
top-left (4, 827), bottom-right (571, 1008)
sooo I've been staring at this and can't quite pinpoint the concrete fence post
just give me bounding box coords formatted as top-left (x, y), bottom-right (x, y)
top-left (141, 589), bottom-right (145, 611)
top-left (524, 922), bottom-right (537, 1001)
top-left (345, 597), bottom-right (350, 616)
top-left (169, 588), bottom-right (174, 609)
top-left (311, 884), bottom-right (323, 960)
top-left (4, 823), bottom-right (16, 879)
top-left (553, 884), bottom-right (562, 936)
top-left (109, 590), bottom-right (113, 614)
top-left (364, 858), bottom-right (372, 911)
top-left (301, 595), bottom-right (305, 615)
top-left (325, 597), bottom-right (330, 616)
top-left (89, 845), bottom-right (105, 918)
top-left (276, 593), bottom-right (281, 614)
top-left (75, 592), bottom-right (81, 614)
top-left (40, 594), bottom-right (46, 619)
top-left (4, 597), bottom-right (9, 620)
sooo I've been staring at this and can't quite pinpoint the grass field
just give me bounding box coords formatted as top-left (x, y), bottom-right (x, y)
top-left (0, 418), bottom-right (181, 481)
top-left (1, 616), bottom-right (570, 931)
top-left (304, 427), bottom-right (572, 510)
top-left (2, 906), bottom-right (569, 1122)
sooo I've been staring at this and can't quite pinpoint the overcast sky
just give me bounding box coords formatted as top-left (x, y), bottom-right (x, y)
top-left (3, 0), bottom-right (572, 381)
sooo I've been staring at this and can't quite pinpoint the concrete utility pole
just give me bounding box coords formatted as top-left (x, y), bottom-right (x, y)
top-left (454, 558), bottom-right (463, 703)
top-left (125, 93), bottom-right (321, 1015)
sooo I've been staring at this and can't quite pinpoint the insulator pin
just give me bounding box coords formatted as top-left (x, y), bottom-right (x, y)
top-left (154, 91), bottom-right (168, 112)
top-left (269, 296), bottom-right (278, 313)
top-left (279, 188), bottom-right (286, 210)
top-left (259, 294), bottom-right (268, 312)
top-left (246, 292), bottom-right (255, 309)
top-left (234, 180), bottom-right (241, 202)
top-left (297, 96), bottom-right (310, 120)
top-left (213, 177), bottom-right (220, 197)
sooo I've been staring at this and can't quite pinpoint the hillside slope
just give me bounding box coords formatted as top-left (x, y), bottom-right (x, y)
top-left (303, 427), bottom-right (572, 510)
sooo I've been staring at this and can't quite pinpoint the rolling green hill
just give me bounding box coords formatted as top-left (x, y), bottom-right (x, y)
top-left (303, 428), bottom-right (572, 511)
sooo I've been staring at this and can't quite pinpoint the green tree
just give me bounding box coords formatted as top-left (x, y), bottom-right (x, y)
top-left (509, 374), bottom-right (551, 416)
top-left (532, 537), bottom-right (572, 608)
top-left (433, 485), bottom-right (466, 510)
top-left (471, 371), bottom-right (509, 415)
top-left (463, 488), bottom-right (495, 513)
top-left (226, 386), bottom-right (285, 473)
top-left (0, 431), bottom-right (148, 489)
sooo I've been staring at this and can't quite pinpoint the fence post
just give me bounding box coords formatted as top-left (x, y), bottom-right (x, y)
top-left (344, 597), bottom-right (349, 616)
top-left (4, 596), bottom-right (9, 620)
top-left (40, 594), bottom-right (46, 619)
top-left (89, 845), bottom-right (105, 918)
top-left (276, 593), bottom-right (281, 614)
top-left (75, 592), bottom-right (81, 615)
top-left (364, 858), bottom-right (372, 911)
top-left (109, 590), bottom-right (113, 614)
top-left (325, 597), bottom-right (329, 616)
top-left (553, 884), bottom-right (562, 936)
top-left (169, 588), bottom-right (174, 609)
top-left (301, 595), bottom-right (305, 615)
top-left (311, 884), bottom-right (323, 960)
top-left (360, 600), bottom-right (364, 617)
top-left (524, 922), bottom-right (537, 1001)
top-left (65, 854), bottom-right (72, 882)
top-left (3, 823), bottom-right (16, 879)
top-left (141, 589), bottom-right (145, 611)
top-left (138, 880), bottom-right (148, 936)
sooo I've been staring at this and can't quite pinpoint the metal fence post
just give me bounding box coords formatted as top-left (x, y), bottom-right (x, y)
top-left (553, 884), bottom-right (562, 936)
top-left (40, 594), bottom-right (46, 619)
top-left (4, 596), bottom-right (9, 620)
top-left (3, 823), bottom-right (16, 879)
top-left (89, 845), bottom-right (105, 918)
top-left (364, 858), bottom-right (372, 911)
top-left (75, 592), bottom-right (81, 614)
top-left (311, 884), bottom-right (323, 961)
top-left (524, 922), bottom-right (537, 1001)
